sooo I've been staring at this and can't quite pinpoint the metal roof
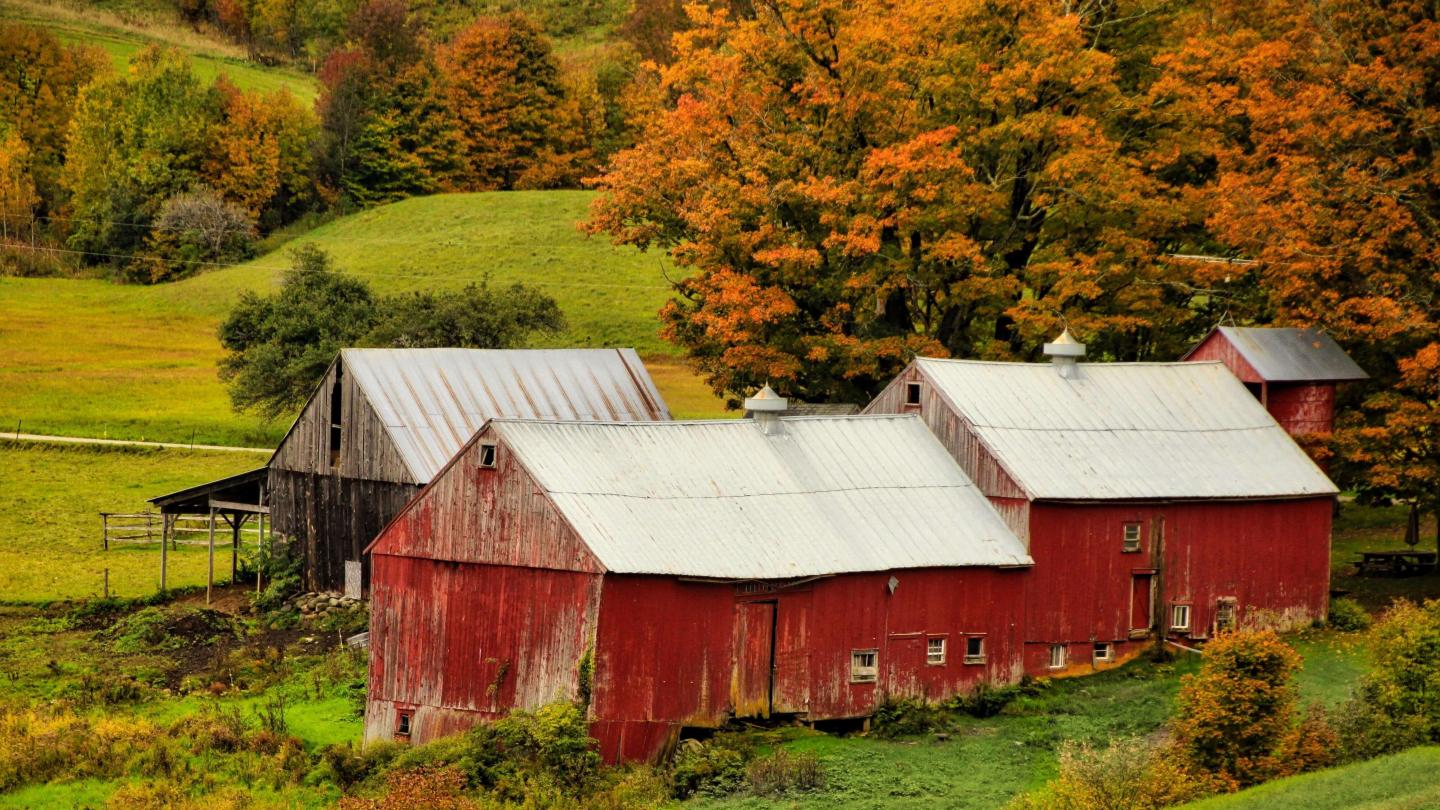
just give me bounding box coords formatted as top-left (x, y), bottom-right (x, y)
top-left (914, 358), bottom-right (1338, 501)
top-left (343, 348), bottom-right (671, 482)
top-left (1195, 327), bottom-right (1368, 382)
top-left (490, 415), bottom-right (1033, 578)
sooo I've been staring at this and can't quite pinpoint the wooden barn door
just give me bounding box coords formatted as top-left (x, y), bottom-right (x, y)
top-left (1131, 573), bottom-right (1155, 636)
top-left (732, 601), bottom-right (777, 719)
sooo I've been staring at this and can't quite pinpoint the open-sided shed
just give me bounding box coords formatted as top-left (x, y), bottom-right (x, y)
top-left (364, 412), bottom-right (1032, 762)
top-left (1181, 326), bottom-right (1368, 436)
top-left (266, 348), bottom-right (672, 593)
top-left (865, 342), bottom-right (1337, 675)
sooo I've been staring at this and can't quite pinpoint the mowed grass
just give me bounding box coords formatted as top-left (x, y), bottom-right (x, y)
top-left (0, 191), bottom-right (729, 446)
top-left (0, 441), bottom-right (262, 601)
top-left (1182, 746), bottom-right (1440, 809)
top-left (0, 0), bottom-right (318, 101)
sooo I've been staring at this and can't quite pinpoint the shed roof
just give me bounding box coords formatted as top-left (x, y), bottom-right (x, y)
top-left (339, 348), bottom-right (671, 482)
top-left (1187, 327), bottom-right (1368, 382)
top-left (913, 358), bottom-right (1338, 501)
top-left (489, 415), bottom-right (1033, 578)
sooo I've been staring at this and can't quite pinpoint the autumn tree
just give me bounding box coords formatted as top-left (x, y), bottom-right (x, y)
top-left (588, 0), bottom-right (1208, 405)
top-left (439, 14), bottom-right (581, 190)
top-left (1154, 0), bottom-right (1440, 533)
top-left (145, 186), bottom-right (258, 282)
top-left (206, 77), bottom-right (318, 228)
top-left (0, 130), bottom-right (38, 241)
top-left (0, 23), bottom-right (102, 217)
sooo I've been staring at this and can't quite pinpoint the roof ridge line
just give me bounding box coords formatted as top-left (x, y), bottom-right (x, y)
top-left (542, 483), bottom-right (979, 501)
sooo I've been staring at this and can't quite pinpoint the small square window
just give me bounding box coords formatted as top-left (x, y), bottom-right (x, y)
top-left (1216, 598), bottom-right (1237, 632)
top-left (1171, 604), bottom-right (1192, 632)
top-left (478, 443), bottom-right (497, 468)
top-left (1122, 523), bottom-right (1141, 553)
top-left (904, 382), bottom-right (922, 406)
top-left (964, 636), bottom-right (985, 664)
top-left (1093, 642), bottom-right (1113, 663)
top-left (850, 649), bottom-right (878, 683)
top-left (1048, 643), bottom-right (1067, 670)
top-left (396, 710), bottom-right (412, 738)
top-left (927, 638), bottom-right (946, 665)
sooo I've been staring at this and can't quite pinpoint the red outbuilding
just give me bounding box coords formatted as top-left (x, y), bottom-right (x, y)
top-left (364, 400), bottom-right (1033, 763)
top-left (864, 334), bottom-right (1339, 676)
top-left (1180, 326), bottom-right (1368, 437)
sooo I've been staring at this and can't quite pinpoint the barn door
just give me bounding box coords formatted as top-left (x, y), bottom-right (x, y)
top-left (732, 601), bottom-right (777, 718)
top-left (1131, 574), bottom-right (1155, 635)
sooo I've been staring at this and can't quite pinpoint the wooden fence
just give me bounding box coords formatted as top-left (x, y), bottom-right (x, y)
top-left (101, 512), bottom-right (263, 549)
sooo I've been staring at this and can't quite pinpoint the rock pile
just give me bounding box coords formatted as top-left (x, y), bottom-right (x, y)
top-left (291, 591), bottom-right (364, 617)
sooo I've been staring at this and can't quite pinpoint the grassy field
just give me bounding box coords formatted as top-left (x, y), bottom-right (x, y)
top-left (0, 191), bottom-right (727, 447)
top-left (0, 0), bottom-right (318, 101)
top-left (0, 441), bottom-right (263, 602)
top-left (1183, 746), bottom-right (1440, 809)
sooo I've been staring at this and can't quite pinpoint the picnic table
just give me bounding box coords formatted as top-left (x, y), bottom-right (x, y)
top-left (1355, 550), bottom-right (1438, 577)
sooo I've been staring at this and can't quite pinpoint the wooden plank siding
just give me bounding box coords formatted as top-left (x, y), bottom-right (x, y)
top-left (270, 357), bottom-right (417, 484)
top-left (268, 469), bottom-right (417, 592)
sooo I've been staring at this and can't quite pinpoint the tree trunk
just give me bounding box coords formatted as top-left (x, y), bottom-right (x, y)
top-left (1404, 503), bottom-right (1420, 548)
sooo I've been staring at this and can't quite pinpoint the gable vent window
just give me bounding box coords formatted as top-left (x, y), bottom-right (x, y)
top-left (328, 366), bottom-right (344, 468)
top-left (1048, 643), bottom-right (1067, 670)
top-left (850, 649), bottom-right (878, 683)
top-left (904, 381), bottom-right (922, 407)
top-left (1171, 604), bottom-right (1192, 633)
top-left (927, 638), bottom-right (946, 665)
top-left (1122, 523), bottom-right (1141, 553)
top-left (478, 443), bottom-right (498, 469)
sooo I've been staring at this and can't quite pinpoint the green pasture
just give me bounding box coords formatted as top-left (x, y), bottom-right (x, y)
top-left (1183, 746), bottom-right (1440, 809)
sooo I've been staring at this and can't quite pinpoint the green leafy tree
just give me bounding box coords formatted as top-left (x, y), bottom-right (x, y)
top-left (61, 47), bottom-right (219, 273)
top-left (219, 246), bottom-right (566, 418)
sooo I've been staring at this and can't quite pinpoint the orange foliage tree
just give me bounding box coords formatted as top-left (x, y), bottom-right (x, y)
top-left (587, 0), bottom-right (1214, 404)
top-left (1154, 0), bottom-right (1440, 532)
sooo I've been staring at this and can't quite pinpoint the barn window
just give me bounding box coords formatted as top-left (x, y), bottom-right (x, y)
top-left (1093, 642), bottom-right (1113, 663)
top-left (1171, 604), bottom-right (1192, 633)
top-left (964, 636), bottom-right (986, 664)
top-left (850, 649), bottom-right (878, 683)
top-left (1048, 644), bottom-right (1067, 669)
top-left (478, 443), bottom-right (498, 469)
top-left (926, 638), bottom-right (946, 665)
top-left (1216, 598), bottom-right (1237, 632)
top-left (1122, 523), bottom-right (1141, 553)
top-left (395, 710), bottom-right (412, 739)
top-left (328, 366), bottom-right (344, 468)
top-left (904, 381), bottom-right (923, 406)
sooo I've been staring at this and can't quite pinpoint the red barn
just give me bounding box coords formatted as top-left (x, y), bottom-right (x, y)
top-left (364, 405), bottom-right (1033, 763)
top-left (864, 336), bottom-right (1338, 675)
top-left (1180, 326), bottom-right (1368, 437)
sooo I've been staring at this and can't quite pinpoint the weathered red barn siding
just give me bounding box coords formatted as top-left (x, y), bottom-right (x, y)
top-left (1184, 333), bottom-right (1264, 384)
top-left (1020, 498), bottom-right (1331, 675)
top-left (589, 568), bottom-right (1028, 762)
top-left (1266, 383), bottom-right (1336, 436)
top-left (365, 556), bottom-right (601, 745)
top-left (864, 367), bottom-right (1032, 541)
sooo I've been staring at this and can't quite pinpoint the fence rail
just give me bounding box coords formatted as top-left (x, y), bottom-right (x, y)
top-left (101, 512), bottom-right (263, 549)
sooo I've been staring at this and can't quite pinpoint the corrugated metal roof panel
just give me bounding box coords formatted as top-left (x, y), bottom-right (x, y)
top-left (1211, 327), bottom-right (1368, 382)
top-left (491, 416), bottom-right (1033, 578)
top-left (343, 348), bottom-right (670, 481)
top-left (915, 358), bottom-right (1338, 501)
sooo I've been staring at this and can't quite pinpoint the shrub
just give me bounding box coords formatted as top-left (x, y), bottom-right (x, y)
top-left (0, 709), bottom-right (159, 791)
top-left (951, 680), bottom-right (1033, 718)
top-left (1333, 689), bottom-right (1430, 762)
top-left (253, 536), bottom-right (304, 613)
top-left (314, 740), bottom-right (405, 788)
top-left (872, 697), bottom-right (945, 737)
top-left (145, 186), bottom-right (258, 282)
top-left (1362, 599), bottom-right (1440, 735)
top-left (1275, 703), bottom-right (1338, 776)
top-left (669, 736), bottom-right (749, 798)
top-left (1171, 629), bottom-right (1300, 787)
top-left (745, 748), bottom-right (823, 796)
top-left (1007, 737), bottom-right (1219, 810)
top-left (338, 766), bottom-right (484, 810)
top-left (1328, 597), bottom-right (1371, 632)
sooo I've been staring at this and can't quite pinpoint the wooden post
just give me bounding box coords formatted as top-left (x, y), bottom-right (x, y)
top-left (256, 511), bottom-right (266, 597)
top-left (207, 507), bottom-right (217, 605)
top-left (230, 513), bottom-right (241, 585)
top-left (102, 513), bottom-right (108, 551)
top-left (103, 568), bottom-right (109, 599)
top-left (160, 513), bottom-right (170, 593)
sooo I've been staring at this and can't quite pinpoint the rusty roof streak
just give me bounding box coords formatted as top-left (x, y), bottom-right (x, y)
top-left (489, 415), bottom-right (1033, 578)
top-left (341, 348), bottom-right (672, 482)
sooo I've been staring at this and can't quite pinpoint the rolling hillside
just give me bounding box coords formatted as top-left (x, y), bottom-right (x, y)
top-left (0, 0), bottom-right (318, 100)
top-left (0, 191), bottom-right (723, 447)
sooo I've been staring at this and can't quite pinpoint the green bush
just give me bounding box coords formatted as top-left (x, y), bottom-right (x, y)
top-left (1007, 737), bottom-right (1218, 809)
top-left (872, 697), bottom-right (946, 737)
top-left (1329, 597), bottom-right (1372, 631)
top-left (952, 680), bottom-right (1033, 718)
top-left (252, 537), bottom-right (304, 613)
top-left (670, 736), bottom-right (749, 798)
